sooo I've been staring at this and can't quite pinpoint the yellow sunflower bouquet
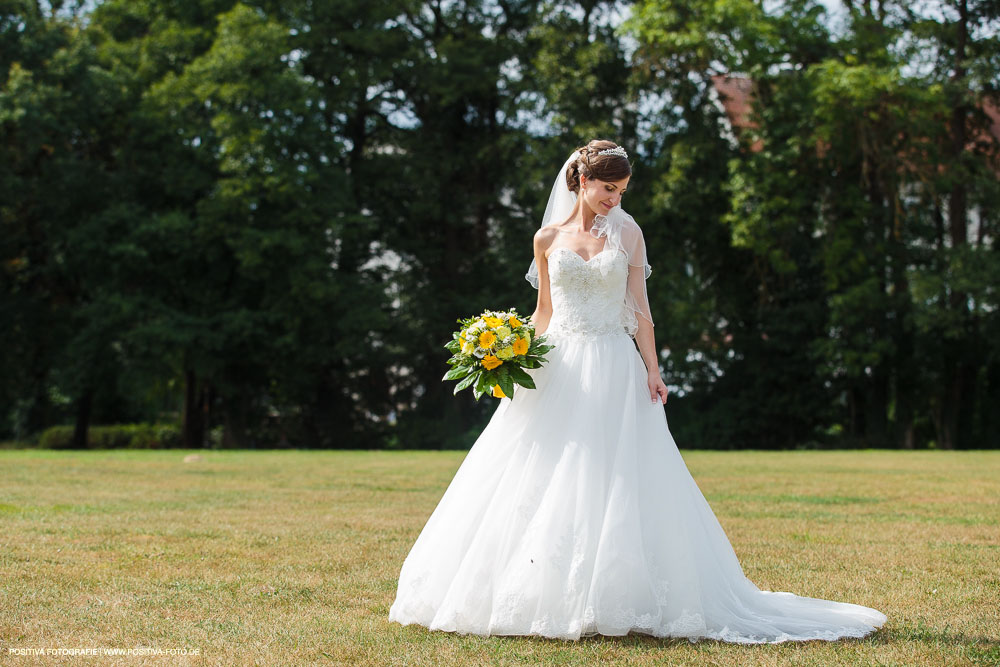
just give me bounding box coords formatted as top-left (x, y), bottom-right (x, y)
top-left (443, 308), bottom-right (553, 400)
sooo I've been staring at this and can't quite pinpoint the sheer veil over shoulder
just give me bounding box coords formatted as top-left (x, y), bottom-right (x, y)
top-left (525, 150), bottom-right (653, 339)
top-left (388, 148), bottom-right (887, 643)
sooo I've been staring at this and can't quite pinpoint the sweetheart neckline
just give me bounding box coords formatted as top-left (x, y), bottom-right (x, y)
top-left (547, 246), bottom-right (614, 264)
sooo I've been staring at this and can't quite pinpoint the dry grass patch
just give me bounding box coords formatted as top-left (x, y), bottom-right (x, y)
top-left (0, 449), bottom-right (997, 665)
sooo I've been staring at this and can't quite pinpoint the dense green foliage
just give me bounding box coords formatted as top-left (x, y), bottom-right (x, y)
top-left (2, 0), bottom-right (997, 449)
top-left (34, 422), bottom-right (182, 449)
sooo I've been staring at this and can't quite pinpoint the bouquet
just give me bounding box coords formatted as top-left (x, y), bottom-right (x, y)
top-left (443, 308), bottom-right (553, 400)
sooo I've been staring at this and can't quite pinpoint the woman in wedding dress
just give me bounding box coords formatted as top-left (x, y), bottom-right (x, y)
top-left (388, 140), bottom-right (887, 643)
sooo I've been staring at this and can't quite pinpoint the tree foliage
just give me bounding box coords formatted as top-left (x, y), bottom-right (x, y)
top-left (1, 0), bottom-right (997, 449)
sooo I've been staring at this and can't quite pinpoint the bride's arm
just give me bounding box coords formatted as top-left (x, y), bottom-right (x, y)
top-left (635, 317), bottom-right (657, 373)
top-left (635, 317), bottom-right (669, 403)
top-left (636, 317), bottom-right (669, 403)
top-left (529, 228), bottom-right (555, 334)
top-left (626, 256), bottom-right (669, 404)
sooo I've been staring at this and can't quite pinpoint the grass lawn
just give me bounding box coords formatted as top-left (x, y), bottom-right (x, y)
top-left (0, 448), bottom-right (997, 665)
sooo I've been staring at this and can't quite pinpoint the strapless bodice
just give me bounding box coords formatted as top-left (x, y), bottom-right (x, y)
top-left (544, 246), bottom-right (630, 338)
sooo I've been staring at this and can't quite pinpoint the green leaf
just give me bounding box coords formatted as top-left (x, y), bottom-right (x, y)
top-left (454, 372), bottom-right (477, 394)
top-left (475, 371), bottom-right (492, 395)
top-left (507, 364), bottom-right (536, 389)
top-left (443, 366), bottom-right (468, 381)
top-left (497, 369), bottom-right (515, 398)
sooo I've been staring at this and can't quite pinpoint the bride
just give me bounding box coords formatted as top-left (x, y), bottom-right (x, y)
top-left (388, 139), bottom-right (887, 643)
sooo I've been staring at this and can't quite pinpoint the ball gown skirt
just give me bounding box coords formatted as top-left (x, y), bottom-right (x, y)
top-left (387, 248), bottom-right (887, 643)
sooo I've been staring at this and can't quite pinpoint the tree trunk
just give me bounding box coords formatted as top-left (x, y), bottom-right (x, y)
top-left (847, 386), bottom-right (865, 441)
top-left (868, 370), bottom-right (889, 447)
top-left (182, 369), bottom-right (205, 448)
top-left (864, 156), bottom-right (890, 447)
top-left (889, 190), bottom-right (914, 449)
top-left (202, 380), bottom-right (216, 444)
top-left (222, 394), bottom-right (249, 449)
top-left (72, 387), bottom-right (93, 449)
top-left (894, 334), bottom-right (916, 449)
top-left (939, 363), bottom-right (962, 450)
top-left (939, 0), bottom-right (971, 450)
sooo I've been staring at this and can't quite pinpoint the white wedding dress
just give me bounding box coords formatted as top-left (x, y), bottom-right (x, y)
top-left (388, 242), bottom-right (887, 643)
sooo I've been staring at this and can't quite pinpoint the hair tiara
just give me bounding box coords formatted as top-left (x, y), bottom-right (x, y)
top-left (597, 145), bottom-right (628, 159)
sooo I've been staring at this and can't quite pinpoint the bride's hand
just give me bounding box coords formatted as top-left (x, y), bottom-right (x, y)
top-left (647, 371), bottom-right (669, 404)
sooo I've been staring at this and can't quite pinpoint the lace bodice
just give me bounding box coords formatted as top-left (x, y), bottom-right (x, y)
top-left (545, 246), bottom-right (630, 338)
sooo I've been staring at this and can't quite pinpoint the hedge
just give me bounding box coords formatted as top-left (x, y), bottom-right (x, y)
top-left (37, 423), bottom-right (182, 449)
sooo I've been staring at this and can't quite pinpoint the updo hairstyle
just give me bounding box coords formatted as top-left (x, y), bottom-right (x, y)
top-left (565, 139), bottom-right (632, 194)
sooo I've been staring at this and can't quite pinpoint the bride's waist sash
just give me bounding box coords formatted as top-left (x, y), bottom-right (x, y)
top-left (542, 326), bottom-right (631, 341)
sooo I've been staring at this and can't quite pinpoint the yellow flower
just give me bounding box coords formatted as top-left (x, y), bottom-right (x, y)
top-left (481, 354), bottom-right (502, 370)
top-left (496, 346), bottom-right (514, 360)
top-left (478, 331), bottom-right (497, 348)
top-left (509, 316), bottom-right (522, 328)
top-left (484, 316), bottom-right (503, 328)
top-left (495, 325), bottom-right (511, 339)
top-left (461, 340), bottom-right (475, 355)
top-left (512, 336), bottom-right (529, 356)
top-left (492, 384), bottom-right (506, 398)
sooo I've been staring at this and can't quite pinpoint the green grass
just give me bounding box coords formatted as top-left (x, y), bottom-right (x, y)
top-left (0, 449), bottom-right (997, 665)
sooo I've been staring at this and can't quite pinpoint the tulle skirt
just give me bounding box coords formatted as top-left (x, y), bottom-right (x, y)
top-left (388, 331), bottom-right (887, 642)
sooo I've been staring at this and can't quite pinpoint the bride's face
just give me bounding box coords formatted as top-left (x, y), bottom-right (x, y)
top-left (580, 175), bottom-right (630, 216)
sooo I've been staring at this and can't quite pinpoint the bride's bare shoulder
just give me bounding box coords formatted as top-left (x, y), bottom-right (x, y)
top-left (533, 226), bottom-right (560, 256)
